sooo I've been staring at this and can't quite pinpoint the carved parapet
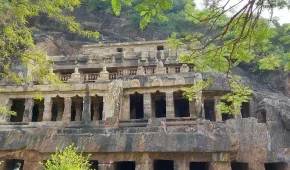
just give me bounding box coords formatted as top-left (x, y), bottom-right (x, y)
top-left (155, 60), bottom-right (166, 74)
top-left (68, 73), bottom-right (82, 83)
top-left (98, 67), bottom-right (110, 81)
top-left (136, 66), bottom-right (145, 75)
top-left (180, 64), bottom-right (189, 73)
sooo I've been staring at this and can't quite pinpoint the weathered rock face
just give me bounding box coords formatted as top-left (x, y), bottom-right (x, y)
top-left (2, 41), bottom-right (290, 170)
top-left (104, 80), bottom-right (124, 119)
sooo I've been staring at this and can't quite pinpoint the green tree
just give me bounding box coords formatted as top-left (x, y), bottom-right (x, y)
top-left (0, 0), bottom-right (99, 116)
top-left (40, 144), bottom-right (94, 170)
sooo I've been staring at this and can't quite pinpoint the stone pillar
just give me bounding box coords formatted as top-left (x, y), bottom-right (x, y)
top-left (93, 100), bottom-right (100, 121)
top-left (98, 163), bottom-right (115, 170)
top-left (120, 94), bottom-right (130, 120)
top-left (174, 160), bottom-right (188, 170)
top-left (189, 100), bottom-right (196, 118)
top-left (0, 98), bottom-right (12, 122)
top-left (214, 96), bottom-right (222, 122)
top-left (62, 97), bottom-right (72, 122)
top-left (56, 103), bottom-right (63, 121)
top-left (248, 163), bottom-right (265, 170)
top-left (37, 104), bottom-right (44, 122)
top-left (195, 73), bottom-right (203, 118)
top-left (43, 97), bottom-right (53, 121)
top-left (75, 102), bottom-right (82, 121)
top-left (166, 92), bottom-right (175, 118)
top-left (23, 161), bottom-right (42, 170)
top-left (23, 98), bottom-right (34, 123)
top-left (82, 85), bottom-right (91, 122)
top-left (209, 162), bottom-right (231, 170)
top-left (143, 93), bottom-right (152, 119)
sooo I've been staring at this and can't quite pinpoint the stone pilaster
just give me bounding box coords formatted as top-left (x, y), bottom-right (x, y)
top-left (209, 162), bottom-right (231, 170)
top-left (23, 161), bottom-right (42, 170)
top-left (189, 100), bottom-right (196, 118)
top-left (248, 163), bottom-right (265, 170)
top-left (56, 103), bottom-right (63, 121)
top-left (93, 100), bottom-right (100, 121)
top-left (214, 96), bottom-right (222, 122)
top-left (166, 92), bottom-right (175, 118)
top-left (174, 160), bottom-right (188, 170)
top-left (75, 102), bottom-right (82, 121)
top-left (0, 98), bottom-right (12, 122)
top-left (136, 161), bottom-right (153, 170)
top-left (43, 97), bottom-right (53, 121)
top-left (120, 94), bottom-right (130, 120)
top-left (195, 73), bottom-right (203, 118)
top-left (143, 93), bottom-right (152, 119)
top-left (62, 97), bottom-right (72, 123)
top-left (23, 98), bottom-right (34, 123)
top-left (98, 163), bottom-right (115, 170)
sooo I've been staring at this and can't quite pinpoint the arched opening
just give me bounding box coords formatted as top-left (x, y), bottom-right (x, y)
top-left (71, 96), bottom-right (83, 121)
top-left (51, 96), bottom-right (64, 121)
top-left (10, 99), bottom-right (25, 122)
top-left (91, 95), bottom-right (103, 121)
top-left (32, 99), bottom-right (44, 122)
top-left (130, 92), bottom-right (144, 119)
top-left (152, 91), bottom-right (166, 118)
top-left (204, 99), bottom-right (216, 121)
top-left (174, 91), bottom-right (189, 117)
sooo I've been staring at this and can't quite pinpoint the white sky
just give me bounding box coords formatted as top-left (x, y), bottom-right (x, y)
top-left (194, 0), bottom-right (290, 24)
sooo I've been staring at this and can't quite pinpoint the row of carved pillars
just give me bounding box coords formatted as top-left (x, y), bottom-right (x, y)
top-left (121, 91), bottom-right (204, 120)
top-left (0, 96), bottom-right (104, 123)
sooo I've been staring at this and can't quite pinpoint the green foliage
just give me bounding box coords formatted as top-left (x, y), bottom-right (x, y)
top-left (40, 144), bottom-right (94, 170)
top-left (216, 77), bottom-right (252, 115)
top-left (0, 0), bottom-right (100, 116)
top-left (181, 79), bottom-right (212, 101)
top-left (0, 0), bottom-right (99, 85)
top-left (258, 55), bottom-right (282, 70)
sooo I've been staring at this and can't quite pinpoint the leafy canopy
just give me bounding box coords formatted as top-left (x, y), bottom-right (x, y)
top-left (40, 144), bottom-right (94, 170)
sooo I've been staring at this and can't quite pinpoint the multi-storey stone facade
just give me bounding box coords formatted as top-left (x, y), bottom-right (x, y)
top-left (0, 40), bottom-right (288, 170)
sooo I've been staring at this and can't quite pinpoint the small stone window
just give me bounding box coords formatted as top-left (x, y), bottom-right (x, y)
top-left (4, 159), bottom-right (24, 170)
top-left (231, 162), bottom-right (249, 170)
top-left (154, 160), bottom-right (174, 170)
top-left (89, 160), bottom-right (98, 170)
top-left (117, 48), bottom-right (123, 52)
top-left (258, 109), bottom-right (267, 123)
top-left (115, 161), bottom-right (135, 170)
top-left (265, 162), bottom-right (288, 170)
top-left (190, 162), bottom-right (209, 170)
top-left (157, 45), bottom-right (164, 51)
